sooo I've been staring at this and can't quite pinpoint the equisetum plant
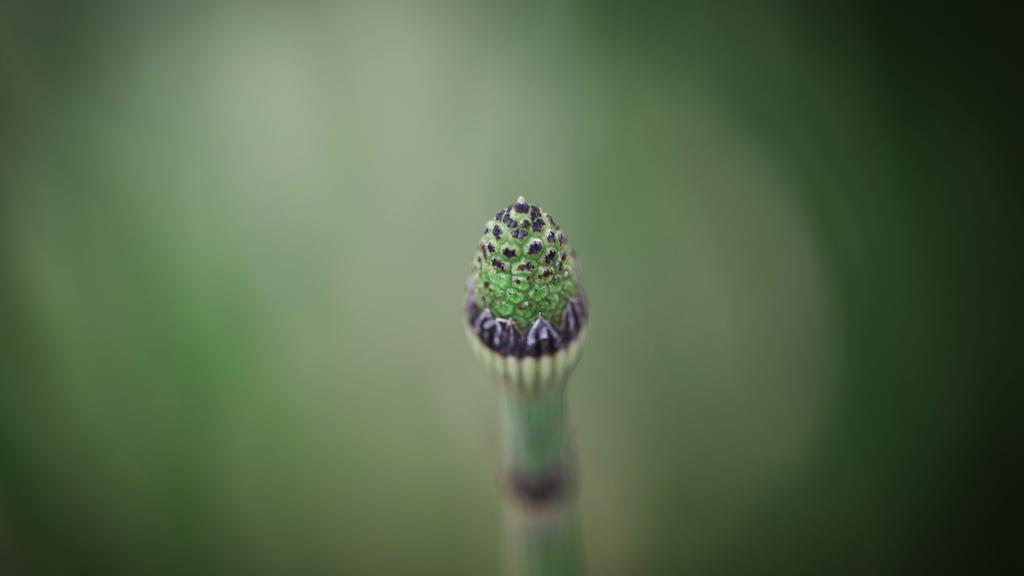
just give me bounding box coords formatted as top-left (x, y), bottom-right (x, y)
top-left (464, 196), bottom-right (588, 576)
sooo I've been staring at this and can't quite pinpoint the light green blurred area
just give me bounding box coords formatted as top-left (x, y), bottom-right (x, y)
top-left (0, 1), bottom-right (1011, 575)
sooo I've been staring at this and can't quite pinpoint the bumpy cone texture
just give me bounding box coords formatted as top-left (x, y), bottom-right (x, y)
top-left (472, 197), bottom-right (578, 331)
top-left (466, 197), bottom-right (587, 390)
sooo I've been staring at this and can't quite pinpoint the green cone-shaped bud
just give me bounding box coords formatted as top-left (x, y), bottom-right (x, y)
top-left (466, 197), bottom-right (588, 392)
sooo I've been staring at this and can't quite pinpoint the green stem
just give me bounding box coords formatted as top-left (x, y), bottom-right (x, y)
top-left (500, 383), bottom-right (583, 576)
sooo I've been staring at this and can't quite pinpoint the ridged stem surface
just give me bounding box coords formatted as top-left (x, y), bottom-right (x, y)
top-left (501, 383), bottom-right (582, 576)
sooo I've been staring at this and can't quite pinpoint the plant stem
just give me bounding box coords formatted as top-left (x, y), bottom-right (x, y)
top-left (500, 382), bottom-right (583, 576)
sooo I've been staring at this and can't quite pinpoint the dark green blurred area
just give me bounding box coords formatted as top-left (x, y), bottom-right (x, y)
top-left (0, 1), bottom-right (1014, 574)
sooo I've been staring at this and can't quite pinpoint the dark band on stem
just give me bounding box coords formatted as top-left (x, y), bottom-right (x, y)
top-left (508, 464), bottom-right (574, 509)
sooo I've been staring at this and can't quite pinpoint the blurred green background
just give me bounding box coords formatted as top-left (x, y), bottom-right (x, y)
top-left (0, 1), bottom-right (1013, 574)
